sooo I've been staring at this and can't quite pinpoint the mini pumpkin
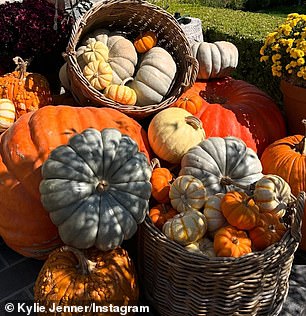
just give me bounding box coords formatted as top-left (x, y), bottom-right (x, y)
top-left (214, 225), bottom-right (252, 258)
top-left (34, 246), bottom-right (138, 316)
top-left (162, 210), bottom-right (207, 246)
top-left (78, 40), bottom-right (109, 64)
top-left (185, 237), bottom-right (216, 257)
top-left (148, 107), bottom-right (205, 164)
top-left (0, 99), bottom-right (15, 133)
top-left (134, 31), bottom-right (157, 53)
top-left (149, 203), bottom-right (178, 230)
top-left (150, 158), bottom-right (173, 204)
top-left (169, 175), bottom-right (207, 212)
top-left (0, 56), bottom-right (52, 118)
top-left (172, 94), bottom-right (203, 115)
top-left (221, 191), bottom-right (259, 230)
top-left (249, 211), bottom-right (287, 251)
top-left (103, 79), bottom-right (137, 106)
top-left (40, 128), bottom-right (152, 251)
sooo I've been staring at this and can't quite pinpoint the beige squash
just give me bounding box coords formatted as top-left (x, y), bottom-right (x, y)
top-left (185, 237), bottom-right (216, 257)
top-left (80, 41), bottom-right (109, 64)
top-left (148, 108), bottom-right (205, 164)
top-left (0, 98), bottom-right (15, 132)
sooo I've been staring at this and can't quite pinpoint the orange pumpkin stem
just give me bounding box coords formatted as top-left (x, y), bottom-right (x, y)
top-left (185, 116), bottom-right (202, 130)
top-left (61, 246), bottom-right (96, 275)
top-left (13, 56), bottom-right (29, 80)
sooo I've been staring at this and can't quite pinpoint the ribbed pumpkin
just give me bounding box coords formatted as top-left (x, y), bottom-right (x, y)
top-left (104, 80), bottom-right (137, 106)
top-left (34, 246), bottom-right (138, 316)
top-left (78, 40), bottom-right (109, 64)
top-left (162, 210), bottom-right (207, 245)
top-left (214, 225), bottom-right (252, 258)
top-left (0, 99), bottom-right (15, 133)
top-left (180, 136), bottom-right (263, 197)
top-left (148, 107), bottom-right (205, 164)
top-left (134, 31), bottom-right (157, 53)
top-left (188, 78), bottom-right (286, 156)
top-left (171, 94), bottom-right (203, 115)
top-left (149, 203), bottom-right (178, 230)
top-left (185, 237), bottom-right (216, 257)
top-left (0, 57), bottom-right (52, 118)
top-left (40, 128), bottom-right (152, 251)
top-left (169, 175), bottom-right (207, 212)
top-left (0, 106), bottom-right (151, 258)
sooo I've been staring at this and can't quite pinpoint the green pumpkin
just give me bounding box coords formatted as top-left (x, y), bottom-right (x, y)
top-left (39, 128), bottom-right (152, 251)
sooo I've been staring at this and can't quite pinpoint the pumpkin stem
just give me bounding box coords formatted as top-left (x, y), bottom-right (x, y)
top-left (61, 246), bottom-right (96, 275)
top-left (220, 176), bottom-right (251, 191)
top-left (96, 179), bottom-right (109, 192)
top-left (185, 116), bottom-right (203, 130)
top-left (121, 77), bottom-right (134, 86)
top-left (150, 158), bottom-right (161, 170)
top-left (13, 56), bottom-right (30, 80)
top-left (268, 224), bottom-right (276, 233)
top-left (232, 237), bottom-right (238, 245)
top-left (295, 119), bottom-right (306, 154)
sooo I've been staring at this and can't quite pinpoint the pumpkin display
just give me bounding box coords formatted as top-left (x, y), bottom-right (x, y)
top-left (260, 121), bottom-right (306, 250)
top-left (253, 174), bottom-right (293, 218)
top-left (0, 106), bottom-right (151, 258)
top-left (149, 203), bottom-right (178, 230)
top-left (169, 175), bottom-right (207, 212)
top-left (150, 158), bottom-right (173, 204)
top-left (34, 246), bottom-right (138, 315)
top-left (221, 191), bottom-right (259, 230)
top-left (40, 128), bottom-right (152, 251)
top-left (162, 210), bottom-right (207, 246)
top-left (171, 93), bottom-right (203, 115)
top-left (187, 78), bottom-right (286, 156)
top-left (180, 136), bottom-right (263, 196)
top-left (134, 31), bottom-right (157, 53)
top-left (203, 193), bottom-right (227, 236)
top-left (83, 60), bottom-right (113, 91)
top-left (0, 99), bottom-right (15, 133)
top-left (214, 225), bottom-right (252, 258)
top-left (148, 108), bottom-right (205, 164)
top-left (191, 41), bottom-right (239, 79)
top-left (104, 80), bottom-right (137, 106)
top-left (80, 31), bottom-right (138, 85)
top-left (128, 47), bottom-right (177, 105)
top-left (185, 237), bottom-right (216, 257)
top-left (79, 40), bottom-right (109, 64)
top-left (0, 56), bottom-right (52, 118)
top-left (249, 212), bottom-right (287, 251)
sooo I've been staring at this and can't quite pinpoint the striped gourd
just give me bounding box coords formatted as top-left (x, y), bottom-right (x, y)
top-left (169, 175), bottom-right (207, 212)
top-left (163, 210), bottom-right (207, 245)
top-left (0, 99), bottom-right (15, 132)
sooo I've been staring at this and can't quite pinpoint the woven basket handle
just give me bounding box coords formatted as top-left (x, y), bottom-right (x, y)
top-left (290, 191), bottom-right (306, 243)
top-left (181, 54), bottom-right (199, 92)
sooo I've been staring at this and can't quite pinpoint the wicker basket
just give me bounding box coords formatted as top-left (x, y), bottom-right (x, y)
top-left (138, 192), bottom-right (305, 316)
top-left (64, 0), bottom-right (198, 119)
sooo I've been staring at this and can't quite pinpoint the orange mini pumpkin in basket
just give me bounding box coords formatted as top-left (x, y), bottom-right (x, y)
top-left (134, 31), bottom-right (157, 53)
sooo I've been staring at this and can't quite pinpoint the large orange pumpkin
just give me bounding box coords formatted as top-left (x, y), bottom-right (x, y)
top-left (188, 78), bottom-right (286, 156)
top-left (260, 120), bottom-right (306, 250)
top-left (0, 106), bottom-right (151, 259)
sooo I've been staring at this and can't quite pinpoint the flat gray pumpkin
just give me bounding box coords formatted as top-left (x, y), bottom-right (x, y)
top-left (179, 136), bottom-right (263, 196)
top-left (39, 128), bottom-right (152, 251)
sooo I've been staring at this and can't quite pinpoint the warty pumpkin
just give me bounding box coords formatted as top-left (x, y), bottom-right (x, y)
top-left (214, 225), bottom-right (252, 258)
top-left (34, 246), bottom-right (138, 316)
top-left (0, 99), bottom-right (15, 133)
top-left (148, 107), bottom-right (205, 164)
top-left (40, 128), bottom-right (152, 251)
top-left (169, 175), bottom-right (207, 212)
top-left (180, 136), bottom-right (263, 197)
top-left (0, 106), bottom-right (151, 258)
top-left (188, 78), bottom-right (286, 156)
top-left (0, 56), bottom-right (52, 118)
top-left (191, 41), bottom-right (239, 79)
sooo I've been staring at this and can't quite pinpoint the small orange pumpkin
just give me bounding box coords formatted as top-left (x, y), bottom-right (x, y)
top-left (0, 57), bottom-right (52, 118)
top-left (214, 225), bottom-right (252, 258)
top-left (248, 211), bottom-right (287, 251)
top-left (134, 31), bottom-right (157, 53)
top-left (150, 158), bottom-right (173, 203)
top-left (172, 94), bottom-right (203, 115)
top-left (149, 203), bottom-right (178, 230)
top-left (221, 191), bottom-right (259, 230)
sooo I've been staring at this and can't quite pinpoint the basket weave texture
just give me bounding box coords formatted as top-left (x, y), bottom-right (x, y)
top-left (64, 0), bottom-right (198, 118)
top-left (138, 192), bottom-right (305, 316)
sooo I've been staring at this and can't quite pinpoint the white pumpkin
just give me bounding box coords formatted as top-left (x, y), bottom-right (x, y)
top-left (0, 99), bottom-right (15, 132)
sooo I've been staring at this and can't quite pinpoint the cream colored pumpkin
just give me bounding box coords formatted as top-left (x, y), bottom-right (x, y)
top-left (83, 60), bottom-right (113, 91)
top-left (0, 98), bottom-right (15, 132)
top-left (162, 210), bottom-right (207, 245)
top-left (148, 108), bottom-right (205, 164)
top-left (203, 193), bottom-right (227, 236)
top-left (253, 174), bottom-right (293, 218)
top-left (185, 237), bottom-right (216, 257)
top-left (79, 30), bottom-right (138, 85)
top-left (81, 41), bottom-right (109, 64)
top-left (191, 41), bottom-right (238, 80)
top-left (169, 175), bottom-right (207, 212)
top-left (59, 63), bottom-right (71, 92)
top-left (128, 47), bottom-right (177, 105)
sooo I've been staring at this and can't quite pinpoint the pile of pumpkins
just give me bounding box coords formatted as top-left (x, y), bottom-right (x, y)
top-left (0, 19), bottom-right (305, 314)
